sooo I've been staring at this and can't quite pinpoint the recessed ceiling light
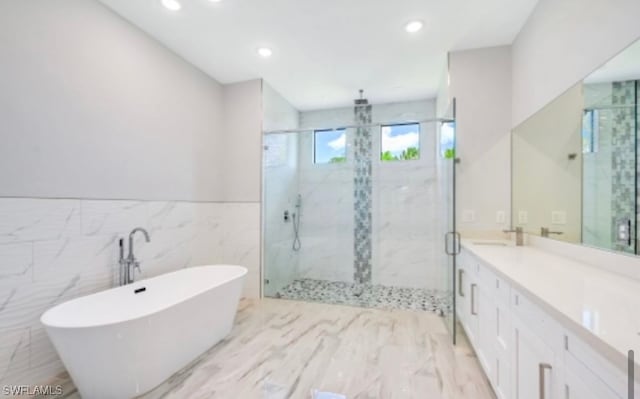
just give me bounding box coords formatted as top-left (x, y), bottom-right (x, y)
top-left (405, 20), bottom-right (424, 33)
top-left (257, 47), bottom-right (273, 58)
top-left (209, 0), bottom-right (222, 2)
top-left (161, 0), bottom-right (182, 11)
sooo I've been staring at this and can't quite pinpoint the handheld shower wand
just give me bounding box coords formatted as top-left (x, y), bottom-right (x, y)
top-left (292, 194), bottom-right (302, 251)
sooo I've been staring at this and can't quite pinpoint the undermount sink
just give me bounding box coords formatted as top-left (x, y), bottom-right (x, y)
top-left (472, 241), bottom-right (510, 247)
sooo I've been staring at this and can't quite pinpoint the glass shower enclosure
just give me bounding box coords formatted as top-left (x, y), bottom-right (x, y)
top-left (262, 97), bottom-right (458, 341)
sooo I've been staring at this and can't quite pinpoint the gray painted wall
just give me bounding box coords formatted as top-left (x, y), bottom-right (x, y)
top-left (512, 0), bottom-right (640, 127)
top-left (448, 46), bottom-right (513, 233)
top-left (221, 80), bottom-right (264, 202)
top-left (0, 0), bottom-right (225, 201)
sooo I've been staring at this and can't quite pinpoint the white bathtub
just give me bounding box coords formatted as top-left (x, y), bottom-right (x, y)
top-left (41, 265), bottom-right (247, 399)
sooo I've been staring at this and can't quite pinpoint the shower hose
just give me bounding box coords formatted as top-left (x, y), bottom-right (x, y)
top-left (292, 212), bottom-right (301, 251)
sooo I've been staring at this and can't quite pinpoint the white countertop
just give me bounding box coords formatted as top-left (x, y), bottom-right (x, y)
top-left (461, 239), bottom-right (640, 372)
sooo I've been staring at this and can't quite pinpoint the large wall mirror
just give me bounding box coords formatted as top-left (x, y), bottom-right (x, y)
top-left (512, 38), bottom-right (640, 255)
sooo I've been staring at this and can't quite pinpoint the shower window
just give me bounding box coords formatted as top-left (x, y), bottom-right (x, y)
top-left (582, 109), bottom-right (599, 154)
top-left (440, 122), bottom-right (456, 159)
top-left (380, 123), bottom-right (420, 161)
top-left (314, 128), bottom-right (346, 164)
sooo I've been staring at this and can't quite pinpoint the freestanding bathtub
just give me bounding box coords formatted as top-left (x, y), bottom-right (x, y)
top-left (41, 265), bottom-right (247, 399)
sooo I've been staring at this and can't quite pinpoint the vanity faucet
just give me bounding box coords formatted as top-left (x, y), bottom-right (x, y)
top-left (541, 227), bottom-right (563, 238)
top-left (118, 227), bottom-right (151, 285)
top-left (503, 227), bottom-right (524, 246)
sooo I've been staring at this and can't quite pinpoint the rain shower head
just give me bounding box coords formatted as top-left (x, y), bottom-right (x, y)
top-left (354, 89), bottom-right (368, 105)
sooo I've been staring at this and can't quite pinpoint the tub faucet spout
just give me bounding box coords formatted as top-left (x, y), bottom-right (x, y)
top-left (119, 227), bottom-right (151, 285)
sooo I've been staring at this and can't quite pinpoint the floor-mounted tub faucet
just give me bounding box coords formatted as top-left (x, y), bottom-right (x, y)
top-left (119, 227), bottom-right (151, 285)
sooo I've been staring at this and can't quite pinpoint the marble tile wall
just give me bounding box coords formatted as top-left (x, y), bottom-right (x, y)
top-left (295, 131), bottom-right (354, 283)
top-left (0, 198), bottom-right (260, 386)
top-left (371, 107), bottom-right (442, 290)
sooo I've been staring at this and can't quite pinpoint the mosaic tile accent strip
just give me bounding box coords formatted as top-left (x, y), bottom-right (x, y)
top-left (276, 278), bottom-right (452, 314)
top-left (610, 81), bottom-right (637, 253)
top-left (353, 102), bottom-right (373, 284)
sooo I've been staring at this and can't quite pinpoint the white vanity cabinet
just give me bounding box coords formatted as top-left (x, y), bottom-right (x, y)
top-left (476, 282), bottom-right (496, 379)
top-left (456, 251), bottom-right (511, 399)
top-left (456, 246), bottom-right (626, 399)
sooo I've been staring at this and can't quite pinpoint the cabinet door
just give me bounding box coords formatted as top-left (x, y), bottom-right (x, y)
top-left (495, 350), bottom-right (511, 399)
top-left (513, 316), bottom-right (559, 399)
top-left (456, 263), bottom-right (469, 328)
top-left (466, 276), bottom-right (479, 346)
top-left (494, 300), bottom-right (512, 399)
top-left (476, 284), bottom-right (495, 382)
top-left (563, 367), bottom-right (620, 399)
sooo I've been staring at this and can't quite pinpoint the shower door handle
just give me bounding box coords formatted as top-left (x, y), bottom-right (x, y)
top-left (445, 232), bottom-right (461, 256)
top-left (444, 232), bottom-right (454, 255)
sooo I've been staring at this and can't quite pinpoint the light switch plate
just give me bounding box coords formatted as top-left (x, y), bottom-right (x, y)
top-left (496, 211), bottom-right (506, 224)
top-left (617, 219), bottom-right (631, 243)
top-left (462, 210), bottom-right (475, 223)
top-left (551, 211), bottom-right (566, 225)
top-left (517, 211), bottom-right (528, 224)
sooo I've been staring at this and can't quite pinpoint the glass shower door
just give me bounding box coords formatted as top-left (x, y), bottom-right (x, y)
top-left (262, 128), bottom-right (355, 299)
top-left (262, 132), bottom-right (303, 297)
top-left (440, 113), bottom-right (458, 344)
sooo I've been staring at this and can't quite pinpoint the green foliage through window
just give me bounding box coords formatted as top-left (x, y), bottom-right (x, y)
top-left (444, 148), bottom-right (456, 159)
top-left (380, 123), bottom-right (421, 162)
top-left (380, 147), bottom-right (420, 161)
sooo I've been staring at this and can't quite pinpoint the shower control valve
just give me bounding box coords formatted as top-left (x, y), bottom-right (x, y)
top-left (284, 210), bottom-right (290, 222)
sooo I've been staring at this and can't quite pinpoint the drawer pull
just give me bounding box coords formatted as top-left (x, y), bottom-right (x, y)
top-left (458, 269), bottom-right (465, 297)
top-left (471, 283), bottom-right (478, 315)
top-left (539, 363), bottom-right (552, 399)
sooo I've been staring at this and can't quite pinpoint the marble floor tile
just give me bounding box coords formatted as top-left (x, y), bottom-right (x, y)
top-left (35, 299), bottom-right (494, 399)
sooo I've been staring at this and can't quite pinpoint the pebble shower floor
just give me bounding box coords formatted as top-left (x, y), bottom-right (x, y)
top-left (276, 278), bottom-right (452, 314)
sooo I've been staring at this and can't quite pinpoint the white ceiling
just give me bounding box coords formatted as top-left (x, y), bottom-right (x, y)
top-left (99, 0), bottom-right (538, 110)
top-left (585, 38), bottom-right (640, 84)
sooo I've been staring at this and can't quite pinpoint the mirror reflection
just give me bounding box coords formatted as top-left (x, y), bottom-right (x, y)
top-left (512, 39), bottom-right (640, 255)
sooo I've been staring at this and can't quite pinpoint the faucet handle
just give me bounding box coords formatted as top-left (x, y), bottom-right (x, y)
top-left (541, 227), bottom-right (563, 237)
top-left (133, 261), bottom-right (142, 275)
